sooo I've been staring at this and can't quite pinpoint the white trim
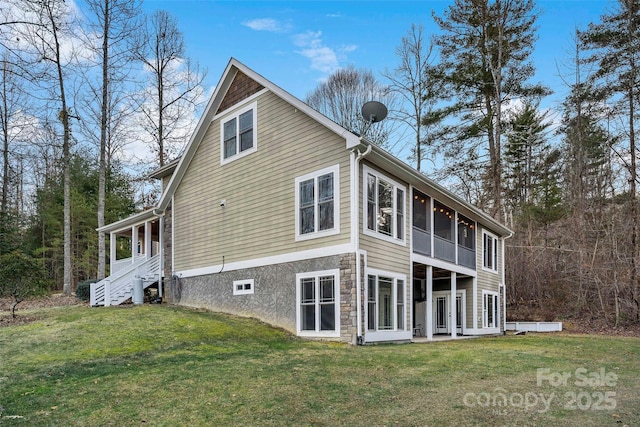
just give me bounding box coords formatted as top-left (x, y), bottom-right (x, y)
top-left (366, 330), bottom-right (413, 342)
top-left (365, 268), bottom-right (408, 336)
top-left (219, 101), bottom-right (258, 165)
top-left (411, 252), bottom-right (477, 277)
top-left (482, 290), bottom-right (500, 328)
top-left (463, 328), bottom-right (501, 335)
top-left (472, 276), bottom-right (478, 330)
top-left (481, 229), bottom-right (499, 273)
top-left (432, 289), bottom-right (467, 336)
top-left (175, 243), bottom-right (353, 278)
top-left (213, 89), bottom-right (266, 120)
top-left (294, 164), bottom-right (340, 241)
top-left (171, 195), bottom-right (175, 276)
top-left (296, 269), bottom-right (340, 338)
top-left (362, 165), bottom-right (407, 246)
top-left (233, 279), bottom-right (255, 295)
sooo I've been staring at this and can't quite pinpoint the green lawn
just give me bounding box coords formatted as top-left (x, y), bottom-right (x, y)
top-left (0, 305), bottom-right (638, 426)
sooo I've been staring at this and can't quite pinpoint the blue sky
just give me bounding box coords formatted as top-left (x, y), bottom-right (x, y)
top-left (142, 0), bottom-right (610, 109)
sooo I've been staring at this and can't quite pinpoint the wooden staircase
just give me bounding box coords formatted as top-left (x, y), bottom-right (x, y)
top-left (90, 254), bottom-right (161, 307)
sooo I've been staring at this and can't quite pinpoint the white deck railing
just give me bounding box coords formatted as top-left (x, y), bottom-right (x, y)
top-left (90, 253), bottom-right (160, 307)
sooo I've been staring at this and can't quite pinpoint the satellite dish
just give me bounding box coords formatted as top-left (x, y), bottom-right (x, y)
top-left (361, 101), bottom-right (388, 124)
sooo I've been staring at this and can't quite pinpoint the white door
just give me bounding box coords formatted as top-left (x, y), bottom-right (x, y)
top-left (434, 296), bottom-right (448, 334)
top-left (433, 292), bottom-right (465, 335)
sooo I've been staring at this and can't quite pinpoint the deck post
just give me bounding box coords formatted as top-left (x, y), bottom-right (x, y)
top-left (104, 280), bottom-right (111, 307)
top-left (109, 232), bottom-right (116, 275)
top-left (450, 272), bottom-right (457, 339)
top-left (145, 221), bottom-right (152, 260)
top-left (132, 225), bottom-right (139, 263)
top-left (426, 265), bottom-right (433, 340)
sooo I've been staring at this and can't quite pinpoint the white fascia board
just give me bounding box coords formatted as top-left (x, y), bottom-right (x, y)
top-left (97, 209), bottom-right (156, 234)
top-left (365, 145), bottom-right (512, 237)
top-left (175, 243), bottom-right (353, 278)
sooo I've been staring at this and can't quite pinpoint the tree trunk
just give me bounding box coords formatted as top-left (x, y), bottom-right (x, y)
top-left (47, 2), bottom-right (72, 295)
top-left (97, 0), bottom-right (110, 280)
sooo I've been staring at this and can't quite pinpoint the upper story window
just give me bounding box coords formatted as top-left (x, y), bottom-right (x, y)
top-left (434, 200), bottom-right (454, 241)
top-left (295, 165), bottom-right (340, 241)
top-left (482, 230), bottom-right (499, 272)
top-left (457, 214), bottom-right (475, 250)
top-left (364, 166), bottom-right (405, 244)
top-left (412, 189), bottom-right (430, 232)
top-left (220, 102), bottom-right (257, 164)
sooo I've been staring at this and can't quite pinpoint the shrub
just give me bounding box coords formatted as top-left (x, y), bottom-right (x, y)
top-left (75, 279), bottom-right (95, 302)
top-left (0, 250), bottom-right (47, 317)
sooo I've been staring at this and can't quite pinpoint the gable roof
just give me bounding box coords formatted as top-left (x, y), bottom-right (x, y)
top-left (153, 57), bottom-right (511, 238)
top-left (154, 57), bottom-right (361, 213)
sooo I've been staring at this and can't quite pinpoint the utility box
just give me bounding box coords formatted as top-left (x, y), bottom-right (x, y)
top-left (133, 277), bottom-right (144, 305)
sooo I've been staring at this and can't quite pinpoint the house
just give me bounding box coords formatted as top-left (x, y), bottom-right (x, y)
top-left (91, 58), bottom-right (513, 344)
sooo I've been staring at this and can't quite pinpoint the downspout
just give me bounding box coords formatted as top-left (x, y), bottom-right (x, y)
top-left (352, 143), bottom-right (372, 345)
top-left (501, 231), bottom-right (514, 335)
top-left (153, 209), bottom-right (165, 300)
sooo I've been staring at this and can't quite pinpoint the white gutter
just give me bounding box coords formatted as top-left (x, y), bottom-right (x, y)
top-left (351, 142), bottom-right (372, 344)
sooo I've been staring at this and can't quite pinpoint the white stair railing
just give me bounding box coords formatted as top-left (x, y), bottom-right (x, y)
top-left (90, 253), bottom-right (160, 307)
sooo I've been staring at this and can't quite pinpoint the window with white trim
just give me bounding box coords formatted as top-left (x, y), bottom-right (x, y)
top-left (220, 102), bottom-right (257, 164)
top-left (233, 279), bottom-right (254, 295)
top-left (367, 273), bottom-right (405, 331)
top-left (296, 270), bottom-right (340, 337)
top-left (483, 291), bottom-right (499, 328)
top-left (295, 165), bottom-right (339, 240)
top-left (482, 230), bottom-right (499, 272)
top-left (364, 166), bottom-right (405, 243)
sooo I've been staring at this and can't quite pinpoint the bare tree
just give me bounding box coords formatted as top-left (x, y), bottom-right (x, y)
top-left (384, 24), bottom-right (446, 171)
top-left (306, 66), bottom-right (397, 148)
top-left (134, 10), bottom-right (206, 167)
top-left (79, 0), bottom-right (142, 280)
top-left (13, 0), bottom-right (80, 294)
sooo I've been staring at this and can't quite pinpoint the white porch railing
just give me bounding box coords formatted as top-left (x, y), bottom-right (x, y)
top-left (90, 253), bottom-right (160, 307)
top-left (112, 257), bottom-right (134, 275)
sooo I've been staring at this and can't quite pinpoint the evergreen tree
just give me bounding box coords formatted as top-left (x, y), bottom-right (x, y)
top-left (433, 0), bottom-right (550, 218)
top-left (24, 155), bottom-right (135, 288)
top-left (580, 0), bottom-right (640, 320)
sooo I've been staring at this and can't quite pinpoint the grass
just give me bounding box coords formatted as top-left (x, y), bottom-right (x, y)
top-left (0, 305), bottom-right (639, 426)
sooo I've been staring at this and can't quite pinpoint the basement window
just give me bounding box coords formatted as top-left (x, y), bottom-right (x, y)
top-left (233, 279), bottom-right (254, 295)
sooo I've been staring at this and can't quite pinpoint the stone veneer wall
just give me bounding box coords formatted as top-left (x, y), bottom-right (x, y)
top-left (169, 253), bottom-right (359, 343)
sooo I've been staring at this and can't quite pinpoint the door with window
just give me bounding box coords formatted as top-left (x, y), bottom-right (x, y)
top-left (432, 291), bottom-right (465, 334)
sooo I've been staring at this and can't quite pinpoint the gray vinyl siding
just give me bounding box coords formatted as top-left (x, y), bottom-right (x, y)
top-left (359, 161), bottom-right (411, 274)
top-left (173, 90), bottom-right (351, 271)
top-left (476, 225), bottom-right (502, 292)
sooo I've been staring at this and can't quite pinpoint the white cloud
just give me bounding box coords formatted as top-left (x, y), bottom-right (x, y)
top-left (292, 30), bottom-right (358, 74)
top-left (293, 30), bottom-right (339, 74)
top-left (243, 18), bottom-right (290, 33)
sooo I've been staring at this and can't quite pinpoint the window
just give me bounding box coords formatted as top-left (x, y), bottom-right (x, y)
top-left (367, 273), bottom-right (405, 332)
top-left (220, 102), bottom-right (257, 164)
top-left (295, 165), bottom-right (340, 240)
top-left (434, 200), bottom-right (454, 241)
top-left (457, 214), bottom-right (475, 250)
top-left (364, 167), bottom-right (406, 243)
top-left (483, 291), bottom-right (499, 328)
top-left (233, 279), bottom-right (254, 295)
top-left (483, 231), bottom-right (499, 272)
top-left (296, 270), bottom-right (340, 337)
top-left (412, 190), bottom-right (430, 232)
